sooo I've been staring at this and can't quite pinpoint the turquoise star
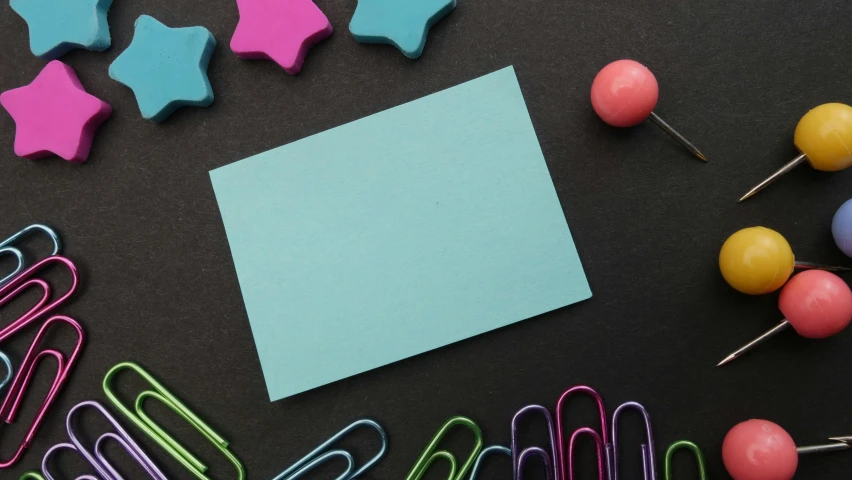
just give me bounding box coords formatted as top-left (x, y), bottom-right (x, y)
top-left (10, 0), bottom-right (112, 59)
top-left (349, 0), bottom-right (456, 59)
top-left (109, 15), bottom-right (216, 122)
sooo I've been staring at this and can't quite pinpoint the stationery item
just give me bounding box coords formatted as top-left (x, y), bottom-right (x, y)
top-left (103, 362), bottom-right (246, 480)
top-left (740, 103), bottom-right (852, 202)
top-left (723, 419), bottom-right (852, 480)
top-left (0, 224), bottom-right (62, 288)
top-left (470, 446), bottom-right (511, 480)
top-left (42, 400), bottom-right (167, 480)
top-left (0, 351), bottom-right (11, 394)
top-left (833, 199), bottom-right (852, 258)
top-left (0, 61), bottom-right (112, 163)
top-left (271, 419), bottom-right (387, 480)
top-left (0, 315), bottom-right (84, 468)
top-left (719, 226), bottom-right (848, 295)
top-left (19, 473), bottom-right (46, 480)
top-left (717, 270), bottom-right (852, 366)
top-left (405, 416), bottom-right (483, 480)
top-left (210, 66), bottom-right (591, 400)
top-left (109, 16), bottom-right (216, 122)
top-left (230, 0), bottom-right (332, 74)
top-left (9, 0), bottom-right (112, 58)
top-left (556, 386), bottom-right (609, 480)
top-left (610, 402), bottom-right (655, 480)
top-left (349, 0), bottom-right (456, 59)
top-left (0, 256), bottom-right (79, 340)
top-left (591, 59), bottom-right (706, 162)
top-left (664, 441), bottom-right (707, 480)
top-left (512, 405), bottom-right (559, 480)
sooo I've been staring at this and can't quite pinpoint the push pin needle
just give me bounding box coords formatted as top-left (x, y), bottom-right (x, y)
top-left (647, 112), bottom-right (707, 161)
top-left (739, 103), bottom-right (852, 202)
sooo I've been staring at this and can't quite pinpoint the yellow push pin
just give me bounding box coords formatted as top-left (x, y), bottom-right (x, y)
top-left (719, 227), bottom-right (849, 295)
top-left (739, 103), bottom-right (852, 202)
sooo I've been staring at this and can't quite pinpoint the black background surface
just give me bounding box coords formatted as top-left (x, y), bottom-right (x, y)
top-left (1, 0), bottom-right (851, 478)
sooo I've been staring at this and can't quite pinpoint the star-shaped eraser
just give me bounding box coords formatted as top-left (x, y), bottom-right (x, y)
top-left (0, 61), bottom-right (111, 163)
top-left (10, 0), bottom-right (112, 59)
top-left (230, 0), bottom-right (332, 75)
top-left (109, 15), bottom-right (216, 122)
top-left (349, 0), bottom-right (456, 59)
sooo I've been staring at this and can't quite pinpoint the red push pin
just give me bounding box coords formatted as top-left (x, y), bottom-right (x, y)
top-left (723, 419), bottom-right (852, 480)
top-left (717, 269), bottom-right (852, 366)
top-left (591, 59), bottom-right (707, 162)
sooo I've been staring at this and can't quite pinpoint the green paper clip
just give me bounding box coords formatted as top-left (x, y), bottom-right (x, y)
top-left (664, 440), bottom-right (707, 480)
top-left (405, 416), bottom-right (483, 480)
top-left (103, 361), bottom-right (246, 480)
top-left (19, 472), bottom-right (45, 480)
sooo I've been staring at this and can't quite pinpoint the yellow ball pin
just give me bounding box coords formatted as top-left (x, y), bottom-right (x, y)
top-left (719, 227), bottom-right (849, 294)
top-left (739, 103), bottom-right (852, 202)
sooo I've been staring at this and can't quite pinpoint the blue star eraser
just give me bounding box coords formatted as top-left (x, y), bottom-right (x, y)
top-left (349, 0), bottom-right (456, 59)
top-left (10, 0), bottom-right (113, 59)
top-left (109, 15), bottom-right (216, 122)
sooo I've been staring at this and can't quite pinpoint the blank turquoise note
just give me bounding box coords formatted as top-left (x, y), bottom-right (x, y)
top-left (210, 67), bottom-right (591, 401)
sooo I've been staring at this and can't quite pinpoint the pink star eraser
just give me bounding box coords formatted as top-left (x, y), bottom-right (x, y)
top-left (0, 60), bottom-right (111, 163)
top-left (230, 0), bottom-right (332, 75)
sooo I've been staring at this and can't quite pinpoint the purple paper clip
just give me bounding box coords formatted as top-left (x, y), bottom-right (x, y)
top-left (41, 400), bottom-right (167, 480)
top-left (512, 405), bottom-right (559, 480)
top-left (611, 402), bottom-right (656, 480)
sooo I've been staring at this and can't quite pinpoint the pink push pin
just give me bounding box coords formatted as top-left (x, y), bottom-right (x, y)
top-left (717, 269), bottom-right (852, 366)
top-left (723, 419), bottom-right (852, 480)
top-left (591, 59), bottom-right (707, 161)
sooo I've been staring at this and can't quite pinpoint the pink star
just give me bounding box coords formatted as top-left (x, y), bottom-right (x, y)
top-left (0, 61), bottom-right (111, 163)
top-left (230, 0), bottom-right (333, 75)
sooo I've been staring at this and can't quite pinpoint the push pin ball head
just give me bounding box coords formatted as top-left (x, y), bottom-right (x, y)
top-left (722, 419), bottom-right (798, 480)
top-left (590, 59), bottom-right (658, 127)
top-left (794, 103), bottom-right (852, 172)
top-left (719, 227), bottom-right (794, 295)
top-left (833, 199), bottom-right (852, 258)
top-left (779, 269), bottom-right (852, 339)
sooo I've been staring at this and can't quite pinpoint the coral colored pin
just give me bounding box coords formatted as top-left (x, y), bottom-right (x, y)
top-left (740, 103), bottom-right (852, 202)
top-left (591, 59), bottom-right (707, 162)
top-left (717, 269), bottom-right (852, 366)
top-left (723, 419), bottom-right (852, 480)
top-left (719, 226), bottom-right (849, 295)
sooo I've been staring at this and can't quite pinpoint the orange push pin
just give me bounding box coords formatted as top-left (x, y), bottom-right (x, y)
top-left (740, 103), bottom-right (852, 202)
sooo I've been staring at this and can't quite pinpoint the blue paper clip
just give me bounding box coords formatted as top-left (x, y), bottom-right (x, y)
top-left (0, 224), bottom-right (61, 288)
top-left (611, 401), bottom-right (656, 480)
top-left (512, 405), bottom-right (559, 480)
top-left (470, 445), bottom-right (511, 480)
top-left (271, 419), bottom-right (388, 480)
top-left (0, 350), bottom-right (12, 394)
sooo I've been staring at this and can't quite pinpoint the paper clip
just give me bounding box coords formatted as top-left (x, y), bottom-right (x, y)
top-left (0, 248), bottom-right (24, 289)
top-left (103, 361), bottom-right (246, 480)
top-left (19, 472), bottom-right (45, 480)
top-left (663, 441), bottom-right (707, 480)
top-left (0, 315), bottom-right (84, 468)
top-left (611, 402), bottom-right (656, 480)
top-left (512, 405), bottom-right (559, 480)
top-left (0, 224), bottom-right (61, 289)
top-left (470, 445), bottom-right (511, 480)
top-left (556, 386), bottom-right (610, 480)
top-left (57, 400), bottom-right (168, 480)
top-left (0, 350), bottom-right (13, 394)
top-left (271, 419), bottom-right (387, 480)
top-left (405, 416), bottom-right (484, 480)
top-left (0, 256), bottom-right (79, 342)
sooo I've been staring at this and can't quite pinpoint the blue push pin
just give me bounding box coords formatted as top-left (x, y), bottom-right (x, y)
top-left (833, 199), bottom-right (852, 258)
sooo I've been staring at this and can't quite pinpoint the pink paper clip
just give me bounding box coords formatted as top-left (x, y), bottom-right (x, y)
top-left (0, 315), bottom-right (84, 468)
top-left (556, 386), bottom-right (610, 480)
top-left (0, 256), bottom-right (79, 341)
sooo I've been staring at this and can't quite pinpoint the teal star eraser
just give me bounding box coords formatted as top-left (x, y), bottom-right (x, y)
top-left (349, 0), bottom-right (456, 59)
top-left (109, 15), bottom-right (216, 122)
top-left (10, 0), bottom-right (113, 59)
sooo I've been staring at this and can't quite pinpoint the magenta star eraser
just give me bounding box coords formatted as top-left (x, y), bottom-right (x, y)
top-left (230, 0), bottom-right (332, 75)
top-left (0, 60), bottom-right (111, 163)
